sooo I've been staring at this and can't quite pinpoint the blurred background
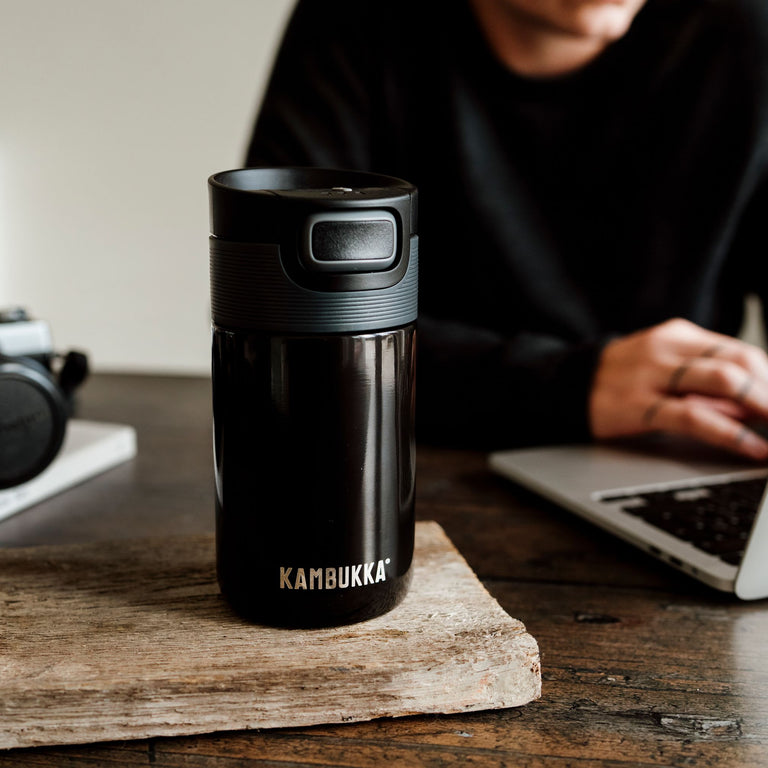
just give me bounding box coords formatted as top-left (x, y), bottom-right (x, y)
top-left (0, 0), bottom-right (295, 374)
top-left (1, 0), bottom-right (764, 377)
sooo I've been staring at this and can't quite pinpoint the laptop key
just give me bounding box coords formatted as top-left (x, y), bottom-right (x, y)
top-left (603, 477), bottom-right (766, 566)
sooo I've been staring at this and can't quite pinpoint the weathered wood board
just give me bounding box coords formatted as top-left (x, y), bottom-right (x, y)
top-left (0, 521), bottom-right (540, 750)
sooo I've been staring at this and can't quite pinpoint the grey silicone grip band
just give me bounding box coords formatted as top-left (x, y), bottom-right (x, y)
top-left (210, 237), bottom-right (418, 334)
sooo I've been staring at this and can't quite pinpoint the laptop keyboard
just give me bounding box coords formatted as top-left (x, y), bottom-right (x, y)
top-left (600, 477), bottom-right (767, 565)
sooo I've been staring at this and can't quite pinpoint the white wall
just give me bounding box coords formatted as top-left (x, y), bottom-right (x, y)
top-left (3, 1), bottom-right (763, 378)
top-left (0, 0), bottom-right (295, 374)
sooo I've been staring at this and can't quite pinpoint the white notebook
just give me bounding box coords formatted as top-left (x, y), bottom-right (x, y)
top-left (0, 420), bottom-right (137, 522)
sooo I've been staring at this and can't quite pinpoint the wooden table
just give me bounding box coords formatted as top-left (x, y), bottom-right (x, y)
top-left (2, 373), bottom-right (767, 767)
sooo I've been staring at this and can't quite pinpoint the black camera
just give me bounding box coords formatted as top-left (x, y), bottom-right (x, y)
top-left (0, 308), bottom-right (89, 490)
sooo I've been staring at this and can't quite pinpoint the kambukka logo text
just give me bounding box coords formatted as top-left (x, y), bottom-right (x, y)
top-left (279, 558), bottom-right (390, 590)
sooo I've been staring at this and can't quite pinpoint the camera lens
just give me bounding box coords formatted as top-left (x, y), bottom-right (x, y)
top-left (0, 358), bottom-right (67, 489)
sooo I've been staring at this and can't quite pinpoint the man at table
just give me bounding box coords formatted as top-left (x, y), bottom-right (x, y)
top-left (245, 0), bottom-right (768, 458)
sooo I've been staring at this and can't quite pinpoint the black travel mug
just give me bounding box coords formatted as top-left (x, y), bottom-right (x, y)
top-left (209, 167), bottom-right (418, 627)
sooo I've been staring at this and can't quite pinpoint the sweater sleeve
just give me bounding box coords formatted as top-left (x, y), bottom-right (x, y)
top-left (245, 0), bottom-right (605, 450)
top-left (415, 316), bottom-right (606, 449)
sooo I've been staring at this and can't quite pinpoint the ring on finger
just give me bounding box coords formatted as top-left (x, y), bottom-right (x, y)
top-left (700, 343), bottom-right (724, 359)
top-left (643, 397), bottom-right (667, 427)
top-left (736, 424), bottom-right (750, 446)
top-left (668, 363), bottom-right (689, 394)
top-left (735, 375), bottom-right (753, 404)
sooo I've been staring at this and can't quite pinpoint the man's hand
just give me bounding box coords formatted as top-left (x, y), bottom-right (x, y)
top-left (590, 318), bottom-right (768, 460)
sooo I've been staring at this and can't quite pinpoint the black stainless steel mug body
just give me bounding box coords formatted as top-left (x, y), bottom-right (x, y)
top-left (209, 168), bottom-right (418, 627)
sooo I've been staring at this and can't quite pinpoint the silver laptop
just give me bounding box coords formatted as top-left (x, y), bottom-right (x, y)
top-left (489, 435), bottom-right (768, 599)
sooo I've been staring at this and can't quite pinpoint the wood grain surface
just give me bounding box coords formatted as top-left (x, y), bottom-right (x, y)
top-left (0, 521), bottom-right (540, 750)
top-left (1, 374), bottom-right (768, 767)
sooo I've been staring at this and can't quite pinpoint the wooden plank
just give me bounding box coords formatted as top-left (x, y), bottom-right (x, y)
top-left (0, 521), bottom-right (540, 750)
top-left (4, 578), bottom-right (768, 767)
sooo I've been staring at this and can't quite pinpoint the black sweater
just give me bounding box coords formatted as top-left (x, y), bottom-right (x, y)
top-left (246, 0), bottom-right (768, 449)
